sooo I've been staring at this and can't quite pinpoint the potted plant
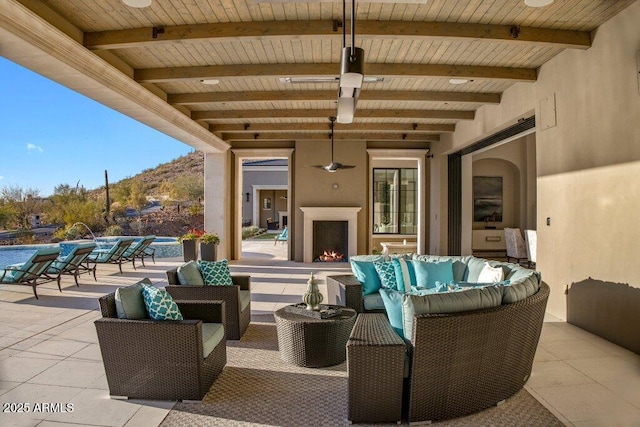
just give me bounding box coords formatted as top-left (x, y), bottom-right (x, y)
top-left (179, 229), bottom-right (203, 262)
top-left (199, 231), bottom-right (220, 262)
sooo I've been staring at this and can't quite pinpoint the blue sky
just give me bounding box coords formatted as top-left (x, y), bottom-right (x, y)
top-left (0, 57), bottom-right (193, 197)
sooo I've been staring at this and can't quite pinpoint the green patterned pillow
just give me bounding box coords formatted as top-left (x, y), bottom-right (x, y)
top-left (198, 259), bottom-right (233, 286)
top-left (141, 284), bottom-right (183, 321)
top-left (373, 260), bottom-right (398, 290)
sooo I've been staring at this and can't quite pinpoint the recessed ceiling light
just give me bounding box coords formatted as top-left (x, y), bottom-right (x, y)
top-left (201, 79), bottom-right (220, 85)
top-left (449, 78), bottom-right (469, 85)
top-left (122, 0), bottom-right (152, 7)
top-left (524, 0), bottom-right (554, 7)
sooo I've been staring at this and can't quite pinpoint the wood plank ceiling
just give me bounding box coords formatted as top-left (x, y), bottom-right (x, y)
top-left (33, 0), bottom-right (636, 145)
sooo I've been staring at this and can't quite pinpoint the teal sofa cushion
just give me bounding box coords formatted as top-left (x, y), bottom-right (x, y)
top-left (114, 280), bottom-right (149, 320)
top-left (350, 260), bottom-right (382, 295)
top-left (198, 259), bottom-right (233, 286)
top-left (141, 284), bottom-right (184, 321)
top-left (201, 323), bottom-right (225, 358)
top-left (392, 258), bottom-right (415, 293)
top-left (412, 260), bottom-right (454, 289)
top-left (176, 260), bottom-right (205, 286)
top-left (413, 255), bottom-right (468, 282)
top-left (464, 256), bottom-right (487, 282)
top-left (379, 288), bottom-right (405, 338)
top-left (401, 286), bottom-right (503, 342)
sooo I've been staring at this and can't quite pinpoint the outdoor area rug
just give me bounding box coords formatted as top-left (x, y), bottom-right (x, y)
top-left (160, 322), bottom-right (563, 427)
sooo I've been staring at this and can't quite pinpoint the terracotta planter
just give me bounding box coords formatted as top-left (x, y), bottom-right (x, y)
top-left (182, 239), bottom-right (198, 262)
top-left (199, 242), bottom-right (217, 262)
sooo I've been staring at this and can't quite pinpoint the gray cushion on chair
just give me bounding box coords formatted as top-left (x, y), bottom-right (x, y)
top-left (177, 260), bottom-right (205, 286)
top-left (115, 280), bottom-right (150, 320)
top-left (239, 290), bottom-right (251, 311)
top-left (201, 323), bottom-right (225, 358)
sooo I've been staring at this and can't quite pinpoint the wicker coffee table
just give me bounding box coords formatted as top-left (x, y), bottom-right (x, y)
top-left (274, 305), bottom-right (357, 368)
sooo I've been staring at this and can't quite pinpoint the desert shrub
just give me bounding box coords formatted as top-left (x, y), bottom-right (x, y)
top-left (188, 204), bottom-right (203, 215)
top-left (15, 230), bottom-right (35, 244)
top-left (104, 224), bottom-right (123, 236)
top-left (53, 227), bottom-right (68, 240)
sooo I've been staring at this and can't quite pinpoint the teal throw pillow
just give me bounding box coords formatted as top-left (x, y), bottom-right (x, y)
top-left (392, 258), bottom-right (415, 293)
top-left (198, 259), bottom-right (233, 286)
top-left (350, 260), bottom-right (382, 295)
top-left (412, 260), bottom-right (454, 289)
top-left (176, 260), bottom-right (205, 286)
top-left (141, 284), bottom-right (183, 321)
top-left (373, 261), bottom-right (398, 290)
top-left (114, 279), bottom-right (150, 320)
top-left (379, 288), bottom-right (406, 339)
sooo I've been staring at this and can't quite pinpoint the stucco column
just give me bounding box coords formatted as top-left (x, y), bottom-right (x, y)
top-left (204, 152), bottom-right (230, 260)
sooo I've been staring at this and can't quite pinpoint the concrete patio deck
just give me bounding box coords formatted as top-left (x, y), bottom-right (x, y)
top-left (0, 241), bottom-right (639, 426)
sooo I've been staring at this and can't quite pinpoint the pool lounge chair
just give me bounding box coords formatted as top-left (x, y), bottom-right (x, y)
top-left (86, 237), bottom-right (135, 274)
top-left (274, 227), bottom-right (288, 245)
top-left (48, 241), bottom-right (97, 286)
top-left (122, 235), bottom-right (156, 269)
top-left (0, 247), bottom-right (62, 299)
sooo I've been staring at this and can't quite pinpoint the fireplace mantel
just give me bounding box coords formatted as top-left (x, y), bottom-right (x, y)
top-left (300, 207), bottom-right (361, 263)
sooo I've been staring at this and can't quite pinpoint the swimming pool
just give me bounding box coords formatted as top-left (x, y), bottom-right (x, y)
top-left (0, 245), bottom-right (58, 270)
top-left (0, 237), bottom-right (181, 269)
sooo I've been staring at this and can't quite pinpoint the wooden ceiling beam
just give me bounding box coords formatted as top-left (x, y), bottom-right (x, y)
top-left (222, 132), bottom-right (440, 142)
top-left (136, 63), bottom-right (535, 83)
top-left (169, 90), bottom-right (500, 105)
top-left (210, 123), bottom-right (455, 133)
top-left (193, 109), bottom-right (474, 121)
top-left (85, 20), bottom-right (591, 51)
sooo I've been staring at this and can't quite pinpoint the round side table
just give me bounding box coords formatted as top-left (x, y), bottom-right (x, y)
top-left (274, 305), bottom-right (357, 368)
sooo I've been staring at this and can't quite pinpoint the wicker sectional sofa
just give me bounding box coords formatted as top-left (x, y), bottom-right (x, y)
top-left (331, 255), bottom-right (549, 423)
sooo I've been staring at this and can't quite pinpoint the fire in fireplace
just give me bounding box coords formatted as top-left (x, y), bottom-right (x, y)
top-left (316, 250), bottom-right (345, 262)
top-left (313, 220), bottom-right (348, 262)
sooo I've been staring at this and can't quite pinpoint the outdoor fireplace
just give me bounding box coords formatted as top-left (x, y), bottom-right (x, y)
top-left (313, 221), bottom-right (348, 262)
top-left (300, 207), bottom-right (361, 263)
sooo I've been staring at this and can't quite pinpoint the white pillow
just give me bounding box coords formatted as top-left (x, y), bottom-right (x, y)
top-left (477, 263), bottom-right (504, 283)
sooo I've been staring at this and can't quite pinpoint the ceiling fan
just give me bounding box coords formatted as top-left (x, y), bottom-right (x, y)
top-left (313, 117), bottom-right (355, 173)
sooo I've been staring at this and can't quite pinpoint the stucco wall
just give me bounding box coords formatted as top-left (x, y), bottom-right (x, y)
top-left (293, 139), bottom-right (368, 262)
top-left (432, 1), bottom-right (640, 320)
top-left (534, 1), bottom-right (640, 319)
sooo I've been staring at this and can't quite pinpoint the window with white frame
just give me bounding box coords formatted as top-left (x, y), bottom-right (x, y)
top-left (373, 168), bottom-right (417, 234)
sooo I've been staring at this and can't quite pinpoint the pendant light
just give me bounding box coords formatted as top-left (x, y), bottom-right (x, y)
top-left (336, 0), bottom-right (364, 124)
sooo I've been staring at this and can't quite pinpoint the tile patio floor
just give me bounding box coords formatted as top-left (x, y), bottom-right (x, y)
top-left (0, 240), bottom-right (639, 426)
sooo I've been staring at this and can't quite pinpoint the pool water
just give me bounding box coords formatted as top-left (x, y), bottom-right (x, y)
top-left (0, 237), bottom-right (181, 270)
top-left (0, 248), bottom-right (37, 269)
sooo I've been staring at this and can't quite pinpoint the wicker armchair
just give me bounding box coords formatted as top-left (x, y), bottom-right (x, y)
top-left (165, 268), bottom-right (251, 340)
top-left (95, 289), bottom-right (227, 401)
top-left (406, 282), bottom-right (550, 423)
